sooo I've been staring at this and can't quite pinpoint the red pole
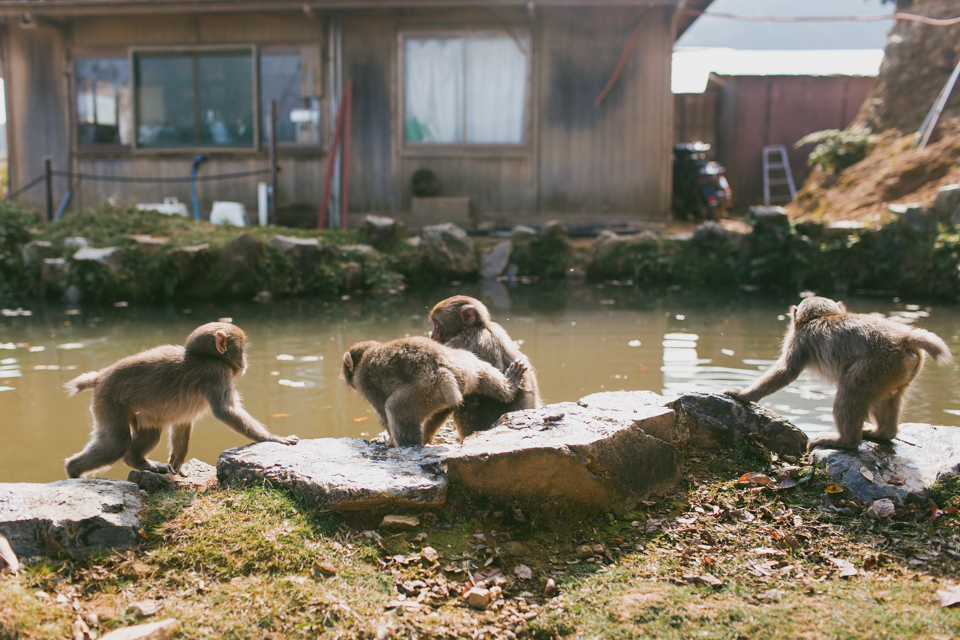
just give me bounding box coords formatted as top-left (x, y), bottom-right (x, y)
top-left (340, 79), bottom-right (353, 230)
top-left (318, 85), bottom-right (347, 229)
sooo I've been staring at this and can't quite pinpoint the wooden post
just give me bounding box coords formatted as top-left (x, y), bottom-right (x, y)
top-left (269, 100), bottom-right (278, 226)
top-left (340, 79), bottom-right (353, 230)
top-left (43, 156), bottom-right (53, 223)
top-left (318, 86), bottom-right (347, 230)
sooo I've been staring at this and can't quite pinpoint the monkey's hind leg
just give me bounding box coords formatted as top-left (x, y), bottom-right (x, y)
top-left (384, 389), bottom-right (430, 447)
top-left (122, 415), bottom-right (173, 474)
top-left (863, 388), bottom-right (905, 443)
top-left (65, 405), bottom-right (133, 478)
top-left (168, 423), bottom-right (194, 476)
top-left (422, 408), bottom-right (453, 445)
top-left (807, 374), bottom-right (872, 451)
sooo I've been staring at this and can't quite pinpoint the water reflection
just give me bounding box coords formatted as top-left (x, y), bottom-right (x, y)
top-left (0, 284), bottom-right (957, 482)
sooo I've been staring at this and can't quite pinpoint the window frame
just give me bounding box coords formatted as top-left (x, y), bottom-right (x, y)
top-left (398, 29), bottom-right (533, 158)
top-left (72, 48), bottom-right (134, 156)
top-left (130, 45), bottom-right (261, 154)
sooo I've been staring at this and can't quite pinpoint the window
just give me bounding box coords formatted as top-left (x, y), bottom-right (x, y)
top-left (134, 49), bottom-right (255, 149)
top-left (403, 33), bottom-right (529, 146)
top-left (261, 49), bottom-right (322, 146)
top-left (76, 58), bottom-right (132, 146)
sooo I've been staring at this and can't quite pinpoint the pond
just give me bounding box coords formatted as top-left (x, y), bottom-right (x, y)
top-left (1, 282), bottom-right (958, 484)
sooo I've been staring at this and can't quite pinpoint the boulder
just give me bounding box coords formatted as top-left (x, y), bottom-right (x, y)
top-left (100, 619), bottom-right (178, 640)
top-left (823, 220), bottom-right (869, 238)
top-left (692, 221), bottom-right (728, 243)
top-left (0, 479), bottom-right (144, 560)
top-left (217, 438), bottom-right (449, 511)
top-left (128, 458), bottom-right (218, 493)
top-left (342, 261), bottom-right (365, 291)
top-left (539, 220), bottom-right (569, 239)
top-left (362, 215), bottom-right (403, 251)
top-left (167, 244), bottom-right (209, 281)
top-left (269, 235), bottom-right (321, 278)
top-left (21, 240), bottom-right (51, 266)
top-left (41, 258), bottom-right (68, 288)
top-left (63, 237), bottom-right (90, 249)
top-left (579, 391), bottom-right (688, 445)
top-left (809, 423), bottom-right (960, 503)
top-left (591, 230), bottom-right (622, 266)
top-left (443, 400), bottom-right (683, 513)
top-left (341, 244), bottom-right (380, 258)
top-left (421, 223), bottom-right (478, 277)
top-left (73, 247), bottom-right (124, 270)
top-left (933, 184), bottom-right (960, 219)
top-left (668, 392), bottom-right (808, 458)
top-left (748, 205), bottom-right (789, 230)
top-left (888, 202), bottom-right (935, 232)
top-left (509, 226), bottom-right (537, 244)
top-left (127, 235), bottom-right (169, 255)
top-left (480, 241), bottom-right (512, 279)
top-left (217, 233), bottom-right (264, 294)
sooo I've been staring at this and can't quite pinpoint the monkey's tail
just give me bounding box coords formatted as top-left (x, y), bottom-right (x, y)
top-left (64, 371), bottom-right (100, 396)
top-left (906, 329), bottom-right (954, 366)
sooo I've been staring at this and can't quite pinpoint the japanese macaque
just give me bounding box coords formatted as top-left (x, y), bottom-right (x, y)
top-left (64, 322), bottom-right (298, 478)
top-left (341, 336), bottom-right (527, 447)
top-left (725, 296), bottom-right (953, 451)
top-left (428, 296), bottom-right (541, 440)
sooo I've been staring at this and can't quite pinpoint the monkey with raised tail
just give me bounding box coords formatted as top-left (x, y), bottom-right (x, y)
top-left (341, 336), bottom-right (527, 447)
top-left (725, 296), bottom-right (953, 451)
top-left (428, 295), bottom-right (541, 440)
top-left (64, 322), bottom-right (298, 478)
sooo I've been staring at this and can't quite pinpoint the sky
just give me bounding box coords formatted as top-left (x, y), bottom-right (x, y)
top-left (677, 0), bottom-right (896, 50)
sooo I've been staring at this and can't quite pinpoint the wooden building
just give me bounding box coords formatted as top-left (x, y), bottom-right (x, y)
top-left (0, 0), bottom-right (712, 227)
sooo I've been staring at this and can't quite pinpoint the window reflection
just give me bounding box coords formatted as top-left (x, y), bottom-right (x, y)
top-left (261, 51), bottom-right (321, 145)
top-left (76, 59), bottom-right (131, 145)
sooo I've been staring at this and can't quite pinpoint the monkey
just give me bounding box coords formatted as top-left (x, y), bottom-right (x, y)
top-left (64, 322), bottom-right (298, 478)
top-left (427, 295), bottom-right (541, 441)
top-left (341, 336), bottom-right (527, 447)
top-left (724, 296), bottom-right (953, 451)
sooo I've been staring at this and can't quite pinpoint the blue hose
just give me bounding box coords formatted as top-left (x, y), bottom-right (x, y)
top-left (190, 155), bottom-right (206, 220)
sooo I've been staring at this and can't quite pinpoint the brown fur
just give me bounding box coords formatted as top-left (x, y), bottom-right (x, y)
top-left (428, 296), bottom-right (541, 441)
top-left (64, 322), bottom-right (298, 478)
top-left (725, 296), bottom-right (953, 451)
top-left (341, 336), bottom-right (526, 447)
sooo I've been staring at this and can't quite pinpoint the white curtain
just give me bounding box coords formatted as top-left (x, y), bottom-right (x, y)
top-left (404, 39), bottom-right (463, 143)
top-left (466, 37), bottom-right (527, 144)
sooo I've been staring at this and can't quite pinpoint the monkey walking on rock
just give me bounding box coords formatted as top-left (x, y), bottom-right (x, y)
top-left (341, 336), bottom-right (527, 447)
top-left (428, 296), bottom-right (541, 440)
top-left (724, 296), bottom-right (952, 451)
top-left (64, 322), bottom-right (299, 478)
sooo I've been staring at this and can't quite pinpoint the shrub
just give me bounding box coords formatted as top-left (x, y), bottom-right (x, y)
top-left (0, 203), bottom-right (38, 296)
top-left (796, 127), bottom-right (872, 174)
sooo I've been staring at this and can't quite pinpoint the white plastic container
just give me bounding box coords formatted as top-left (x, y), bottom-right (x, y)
top-left (137, 197), bottom-right (189, 217)
top-left (209, 201), bottom-right (248, 227)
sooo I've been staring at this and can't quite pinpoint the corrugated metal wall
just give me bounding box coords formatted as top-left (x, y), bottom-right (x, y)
top-left (674, 91), bottom-right (719, 151)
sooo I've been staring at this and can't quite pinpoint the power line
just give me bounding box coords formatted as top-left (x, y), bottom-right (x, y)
top-left (683, 9), bottom-right (960, 27)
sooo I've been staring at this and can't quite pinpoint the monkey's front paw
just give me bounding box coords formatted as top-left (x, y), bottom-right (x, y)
top-left (274, 435), bottom-right (299, 445)
top-left (505, 360), bottom-right (527, 383)
top-left (722, 389), bottom-right (747, 402)
top-left (151, 462), bottom-right (175, 475)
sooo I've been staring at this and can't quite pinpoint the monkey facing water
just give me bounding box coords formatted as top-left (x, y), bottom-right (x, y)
top-left (341, 336), bottom-right (527, 447)
top-left (64, 322), bottom-right (299, 478)
top-left (724, 296), bottom-right (952, 451)
top-left (428, 296), bottom-right (541, 440)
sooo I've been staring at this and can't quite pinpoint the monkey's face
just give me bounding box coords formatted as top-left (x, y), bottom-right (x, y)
top-left (429, 295), bottom-right (485, 343)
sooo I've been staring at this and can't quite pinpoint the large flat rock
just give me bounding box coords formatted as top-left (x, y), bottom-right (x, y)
top-left (0, 479), bottom-right (144, 560)
top-left (809, 423), bottom-right (960, 503)
top-left (443, 400), bottom-right (683, 513)
top-left (217, 439), bottom-right (449, 511)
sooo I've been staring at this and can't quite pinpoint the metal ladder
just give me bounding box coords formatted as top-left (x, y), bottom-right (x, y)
top-left (762, 145), bottom-right (797, 206)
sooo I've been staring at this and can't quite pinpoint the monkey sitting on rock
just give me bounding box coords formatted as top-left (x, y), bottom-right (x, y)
top-left (725, 296), bottom-right (952, 451)
top-left (341, 336), bottom-right (527, 447)
top-left (428, 295), bottom-right (541, 440)
top-left (64, 322), bottom-right (298, 478)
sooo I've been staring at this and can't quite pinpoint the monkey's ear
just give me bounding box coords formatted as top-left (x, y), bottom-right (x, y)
top-left (215, 331), bottom-right (228, 355)
top-left (343, 351), bottom-right (354, 373)
top-left (790, 305), bottom-right (798, 321)
top-left (460, 304), bottom-right (478, 326)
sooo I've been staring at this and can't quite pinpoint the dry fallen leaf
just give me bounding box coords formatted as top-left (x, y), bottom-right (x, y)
top-left (937, 584), bottom-right (960, 607)
top-left (866, 498), bottom-right (895, 520)
top-left (352, 416), bottom-right (369, 422)
top-left (828, 556), bottom-right (859, 578)
top-left (826, 485), bottom-right (844, 494)
top-left (514, 564), bottom-right (533, 580)
top-left (886, 475), bottom-right (906, 486)
top-left (0, 534), bottom-right (19, 576)
top-left (269, 413), bottom-right (291, 418)
top-left (859, 467), bottom-right (875, 482)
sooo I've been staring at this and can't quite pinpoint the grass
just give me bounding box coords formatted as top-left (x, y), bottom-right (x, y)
top-left (2, 449), bottom-right (959, 640)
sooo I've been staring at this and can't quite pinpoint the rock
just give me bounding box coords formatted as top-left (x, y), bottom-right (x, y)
top-left (421, 223), bottom-right (478, 277)
top-left (217, 233), bottom-right (264, 294)
top-left (509, 226), bottom-right (537, 244)
top-left (422, 546), bottom-right (439, 561)
top-left (73, 247), bottom-right (124, 270)
top-left (669, 392), bottom-right (808, 457)
top-left (41, 258), bottom-right (68, 288)
top-left (933, 184), bottom-right (960, 218)
top-left (591, 230), bottom-right (622, 266)
top-left (100, 619), bottom-right (178, 640)
top-left (579, 391), bottom-right (689, 445)
top-left (217, 438), bottom-right (449, 511)
top-left (809, 423), bottom-right (960, 503)
top-left (408, 236), bottom-right (422, 248)
top-left (0, 479), bottom-right (144, 560)
top-left (443, 399), bottom-right (683, 513)
top-left (693, 221), bottom-right (728, 243)
top-left (128, 459), bottom-right (218, 493)
top-left (793, 220), bottom-right (824, 238)
top-left (576, 544), bottom-right (594, 559)
top-left (340, 244), bottom-right (380, 258)
top-left (505, 541), bottom-right (528, 556)
top-left (63, 237), bottom-right (90, 249)
top-left (480, 241), bottom-right (512, 279)
top-left (342, 261), bottom-right (364, 291)
top-left (129, 600), bottom-right (164, 617)
top-left (465, 587), bottom-right (491, 609)
top-left (127, 235), bottom-right (169, 255)
top-left (539, 220), bottom-right (568, 239)
top-left (269, 235), bottom-right (321, 279)
top-left (21, 240), bottom-right (51, 266)
top-left (749, 205), bottom-right (789, 230)
top-left (888, 203), bottom-right (935, 231)
top-left (823, 221), bottom-right (869, 238)
top-left (544, 578), bottom-right (557, 597)
top-left (362, 215), bottom-right (403, 251)
top-left (166, 244), bottom-right (209, 281)
top-left (381, 515), bottom-right (419, 531)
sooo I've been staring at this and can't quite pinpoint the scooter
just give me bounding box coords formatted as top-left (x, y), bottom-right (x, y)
top-left (672, 142), bottom-right (731, 221)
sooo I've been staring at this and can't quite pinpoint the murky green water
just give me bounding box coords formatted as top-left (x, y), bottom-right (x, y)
top-left (1, 283), bottom-right (958, 483)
